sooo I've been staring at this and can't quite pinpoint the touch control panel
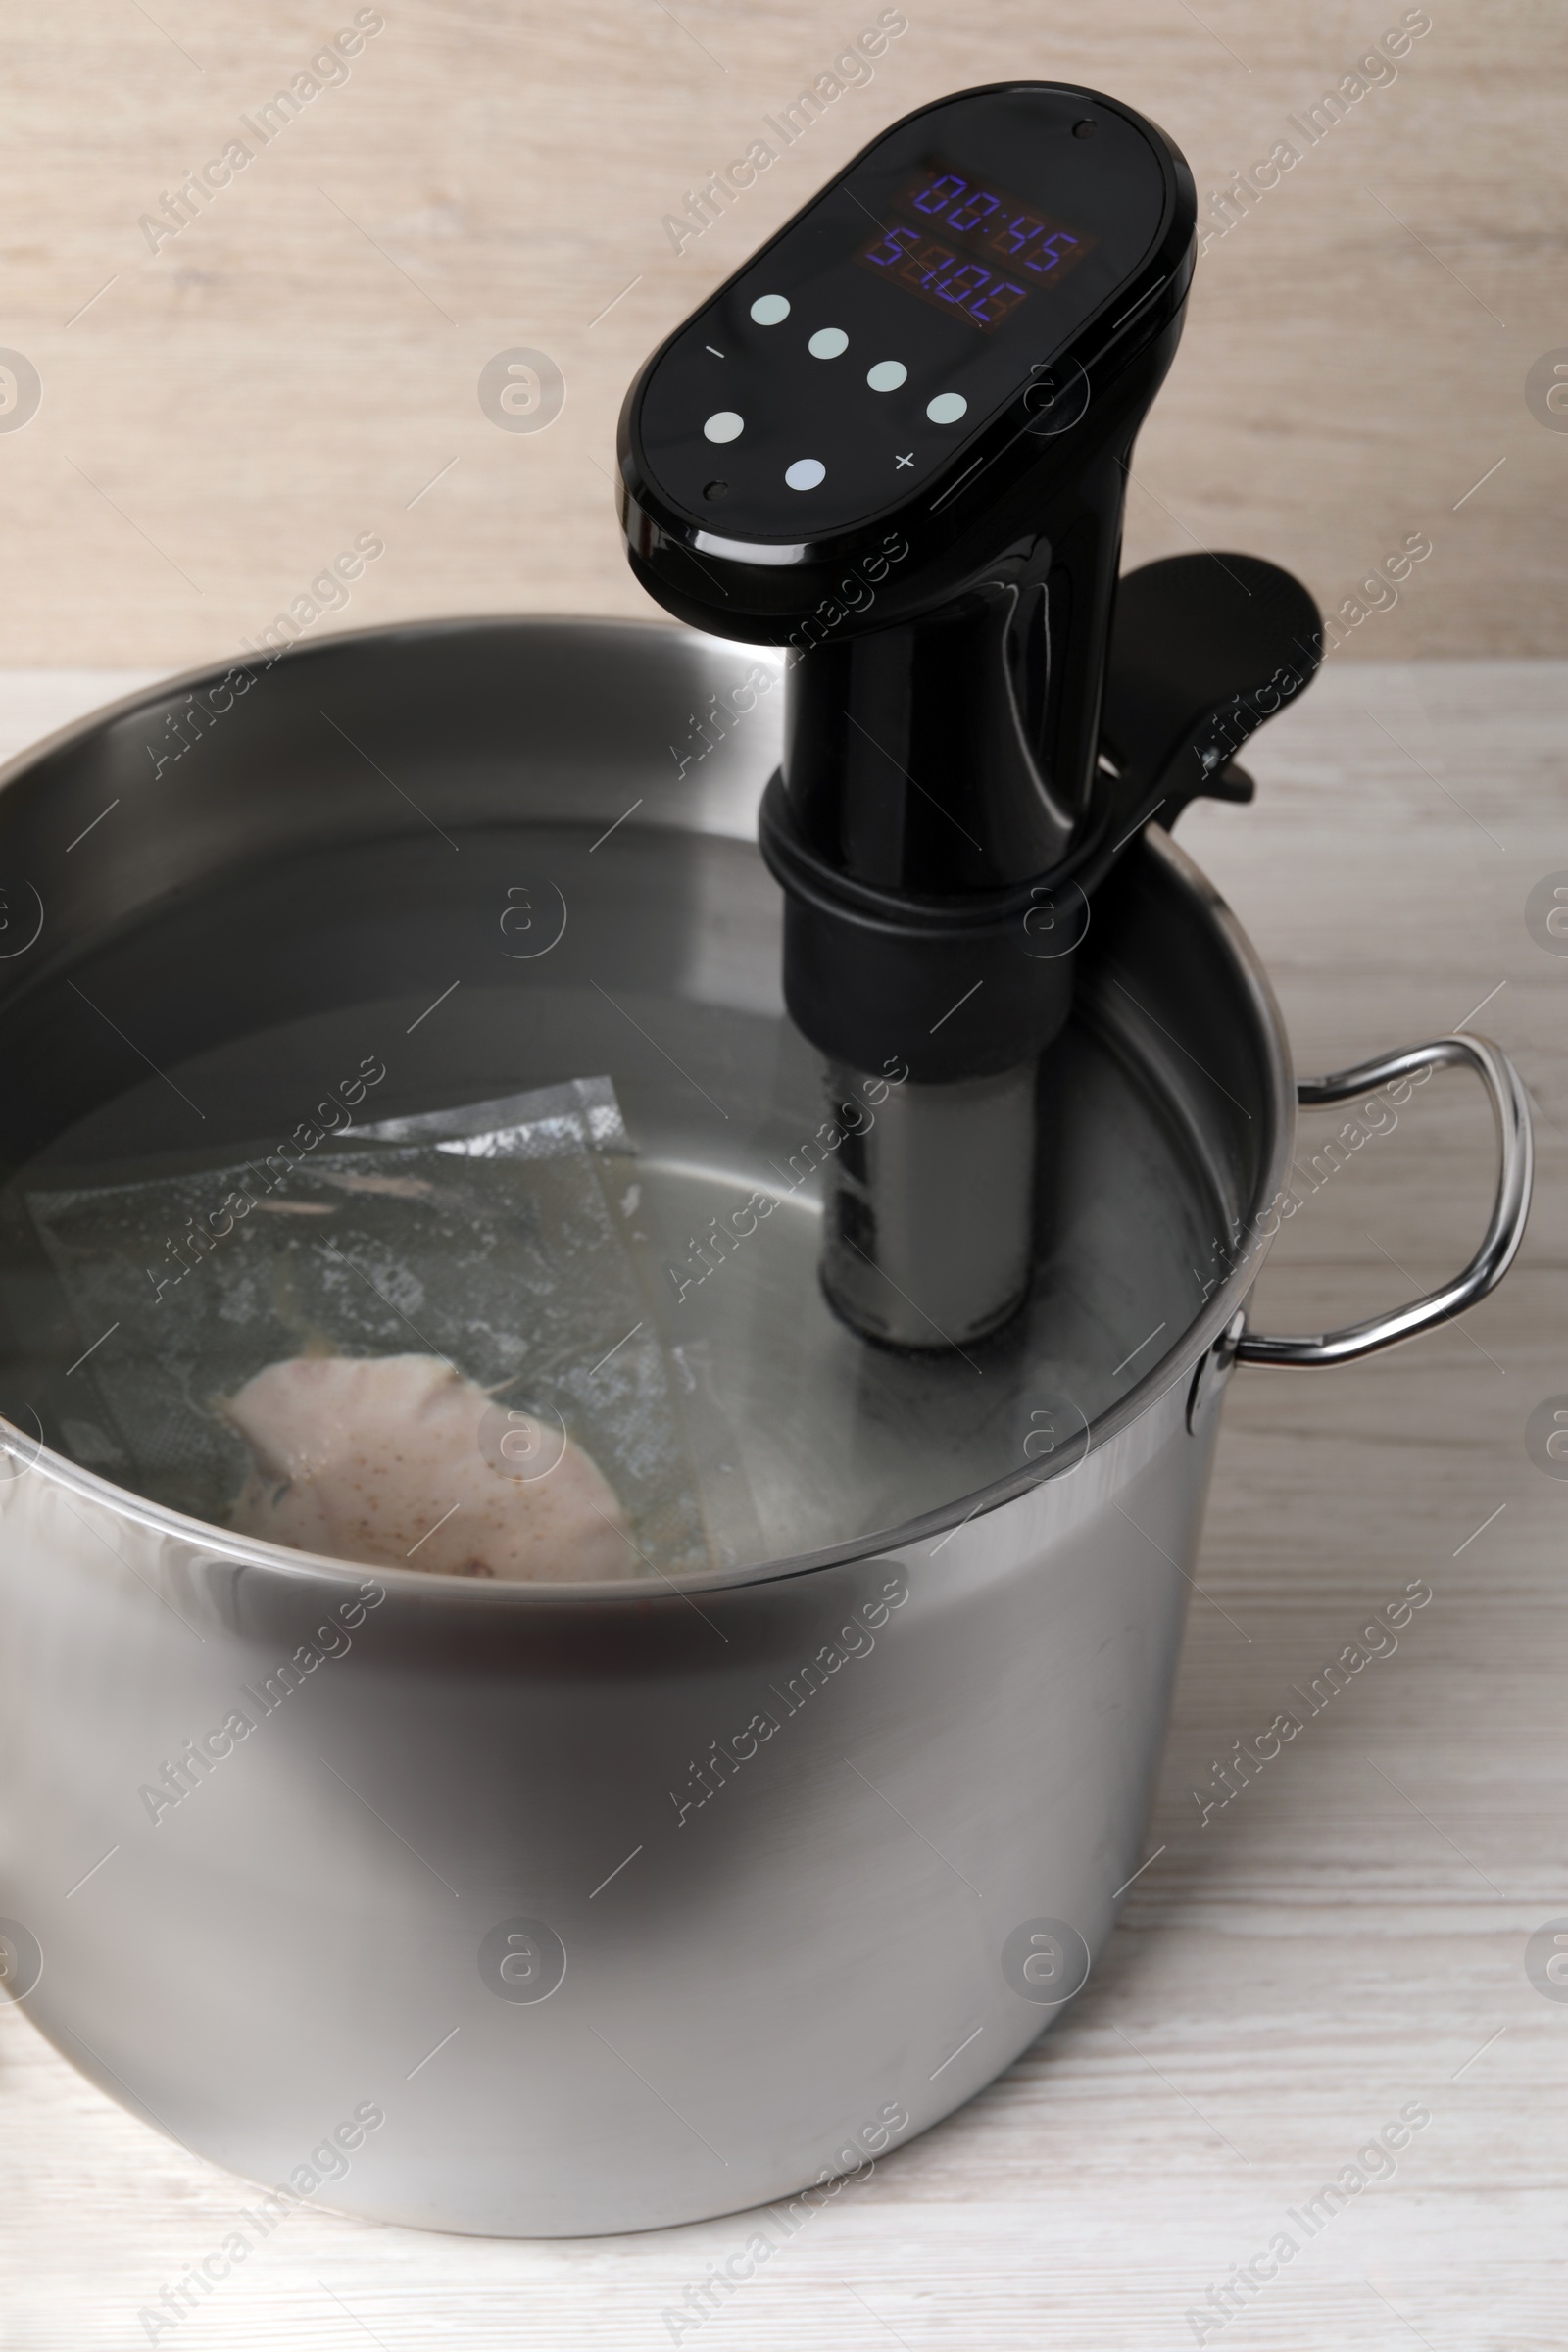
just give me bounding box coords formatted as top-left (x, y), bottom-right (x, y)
top-left (626, 85), bottom-right (1175, 544)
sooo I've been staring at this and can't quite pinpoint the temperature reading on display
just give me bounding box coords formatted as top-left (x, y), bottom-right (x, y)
top-left (855, 158), bottom-right (1095, 332)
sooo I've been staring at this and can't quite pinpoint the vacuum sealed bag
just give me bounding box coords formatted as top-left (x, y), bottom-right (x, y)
top-left (23, 1077), bottom-right (755, 1580)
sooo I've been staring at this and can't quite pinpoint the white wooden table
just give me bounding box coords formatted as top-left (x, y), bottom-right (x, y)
top-left (2, 659), bottom-right (1565, 2349)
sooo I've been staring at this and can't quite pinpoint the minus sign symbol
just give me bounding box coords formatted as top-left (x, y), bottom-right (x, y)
top-left (706, 345), bottom-right (724, 357)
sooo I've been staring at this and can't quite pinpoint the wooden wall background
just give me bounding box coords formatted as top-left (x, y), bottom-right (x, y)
top-left (0, 0), bottom-right (1562, 670)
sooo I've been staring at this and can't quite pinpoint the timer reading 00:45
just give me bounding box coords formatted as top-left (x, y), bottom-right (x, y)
top-left (902, 164), bottom-right (1095, 284)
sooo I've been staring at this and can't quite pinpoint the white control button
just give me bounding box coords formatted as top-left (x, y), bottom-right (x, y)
top-left (927, 392), bottom-right (968, 424)
top-left (785, 458), bottom-right (826, 491)
top-left (866, 360), bottom-right (907, 392)
top-left (808, 327), bottom-right (849, 359)
top-left (703, 411), bottom-right (744, 443)
top-left (750, 294), bottom-right (790, 325)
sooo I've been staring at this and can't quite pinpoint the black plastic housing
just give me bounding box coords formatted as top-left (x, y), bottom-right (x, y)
top-left (618, 82), bottom-right (1199, 1087)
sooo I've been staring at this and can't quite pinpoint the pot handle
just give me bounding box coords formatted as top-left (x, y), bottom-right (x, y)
top-left (1234, 1034), bottom-right (1533, 1369)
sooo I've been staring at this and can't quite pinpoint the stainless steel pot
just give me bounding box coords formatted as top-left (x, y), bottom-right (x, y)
top-left (0, 619), bottom-right (1531, 2236)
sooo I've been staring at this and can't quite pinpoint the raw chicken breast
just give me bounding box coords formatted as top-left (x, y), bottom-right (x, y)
top-left (225, 1353), bottom-right (633, 1581)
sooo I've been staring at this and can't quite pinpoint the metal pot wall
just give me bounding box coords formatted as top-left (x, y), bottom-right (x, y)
top-left (0, 619), bottom-right (1530, 2235)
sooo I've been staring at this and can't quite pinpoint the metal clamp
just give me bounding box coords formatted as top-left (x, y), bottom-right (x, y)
top-left (1235, 1034), bottom-right (1533, 1369)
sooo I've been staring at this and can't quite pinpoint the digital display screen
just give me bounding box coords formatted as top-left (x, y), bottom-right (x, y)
top-left (855, 159), bottom-right (1096, 333)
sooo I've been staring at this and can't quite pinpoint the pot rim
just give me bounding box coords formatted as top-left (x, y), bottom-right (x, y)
top-left (0, 614), bottom-right (1297, 1605)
